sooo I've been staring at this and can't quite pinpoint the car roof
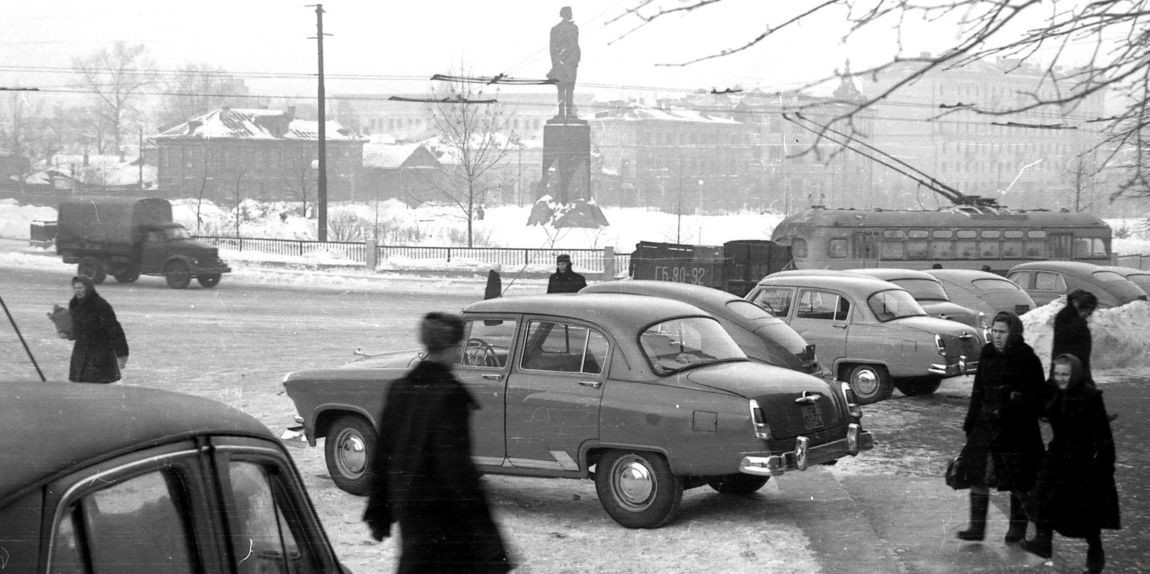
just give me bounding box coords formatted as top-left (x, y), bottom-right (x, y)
top-left (851, 268), bottom-right (941, 281)
top-left (1097, 265), bottom-right (1150, 278)
top-left (925, 269), bottom-right (1012, 282)
top-left (1008, 261), bottom-right (1104, 273)
top-left (581, 280), bottom-right (743, 307)
top-left (756, 273), bottom-right (902, 293)
top-left (466, 293), bottom-right (710, 332)
top-left (0, 381), bottom-right (275, 505)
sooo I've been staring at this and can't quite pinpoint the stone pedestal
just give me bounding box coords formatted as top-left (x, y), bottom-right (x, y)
top-left (542, 121), bottom-right (590, 204)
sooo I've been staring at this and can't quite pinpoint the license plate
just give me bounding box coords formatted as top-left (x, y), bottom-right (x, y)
top-left (801, 405), bottom-right (824, 430)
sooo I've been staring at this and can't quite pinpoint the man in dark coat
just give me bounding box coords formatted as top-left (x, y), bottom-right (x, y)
top-left (363, 312), bottom-right (513, 573)
top-left (1022, 353), bottom-right (1119, 573)
top-left (1052, 289), bottom-right (1097, 376)
top-left (64, 275), bottom-right (129, 383)
top-left (547, 253), bottom-right (587, 294)
top-left (956, 311), bottom-right (1046, 543)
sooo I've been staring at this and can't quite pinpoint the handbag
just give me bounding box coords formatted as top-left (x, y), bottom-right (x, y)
top-left (945, 445), bottom-right (973, 490)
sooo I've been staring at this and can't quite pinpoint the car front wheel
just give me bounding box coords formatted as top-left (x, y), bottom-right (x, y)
top-left (707, 473), bottom-right (769, 495)
top-left (595, 450), bottom-right (682, 529)
top-left (165, 261), bottom-right (191, 289)
top-left (846, 364), bottom-right (892, 404)
top-left (324, 414), bottom-right (377, 495)
top-left (197, 273), bottom-right (221, 288)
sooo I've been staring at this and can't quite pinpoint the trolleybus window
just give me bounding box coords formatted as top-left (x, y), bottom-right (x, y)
top-left (931, 229), bottom-right (955, 259)
top-left (880, 229), bottom-right (905, 259)
top-left (907, 230), bottom-right (929, 260)
top-left (1026, 230), bottom-right (1048, 257)
top-left (956, 229), bottom-right (978, 259)
top-left (828, 238), bottom-right (848, 258)
top-left (791, 238), bottom-right (808, 258)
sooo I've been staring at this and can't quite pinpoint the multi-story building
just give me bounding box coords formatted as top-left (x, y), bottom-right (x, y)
top-left (152, 107), bottom-right (364, 203)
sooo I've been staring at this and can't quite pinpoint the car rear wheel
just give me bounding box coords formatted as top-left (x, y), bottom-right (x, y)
top-left (707, 474), bottom-right (769, 495)
top-left (896, 376), bottom-right (943, 396)
top-left (324, 414), bottom-right (377, 495)
top-left (165, 260), bottom-right (191, 289)
top-left (197, 273), bottom-right (221, 288)
top-left (77, 260), bottom-right (106, 284)
top-left (113, 266), bottom-right (140, 283)
top-left (846, 364), bottom-right (892, 405)
top-left (595, 450), bottom-right (682, 529)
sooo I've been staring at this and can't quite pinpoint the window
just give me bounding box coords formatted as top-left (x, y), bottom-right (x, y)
top-left (225, 461), bottom-right (308, 574)
top-left (791, 238), bottom-right (808, 258)
top-left (750, 286), bottom-right (794, 318)
top-left (460, 318), bottom-right (517, 368)
top-left (796, 289), bottom-right (849, 321)
top-left (521, 321), bottom-right (608, 374)
top-left (827, 238), bottom-right (848, 258)
top-left (1034, 272), bottom-right (1066, 291)
top-left (973, 278), bottom-right (1025, 293)
top-left (638, 317), bottom-right (743, 374)
top-left (980, 240), bottom-right (1000, 258)
top-left (930, 240), bottom-right (954, 259)
top-left (867, 289), bottom-right (926, 322)
top-left (52, 470), bottom-right (195, 573)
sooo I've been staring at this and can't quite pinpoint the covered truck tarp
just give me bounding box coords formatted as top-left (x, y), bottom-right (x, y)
top-left (56, 197), bottom-right (173, 248)
top-left (628, 239), bottom-right (794, 297)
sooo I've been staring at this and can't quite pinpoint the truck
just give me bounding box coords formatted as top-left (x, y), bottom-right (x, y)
top-left (627, 239), bottom-right (795, 297)
top-left (56, 197), bottom-right (231, 289)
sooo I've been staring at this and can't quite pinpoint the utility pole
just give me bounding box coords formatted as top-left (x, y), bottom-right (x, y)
top-left (310, 4), bottom-right (330, 241)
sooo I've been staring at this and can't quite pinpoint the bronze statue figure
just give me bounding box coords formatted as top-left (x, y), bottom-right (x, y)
top-left (547, 6), bottom-right (580, 120)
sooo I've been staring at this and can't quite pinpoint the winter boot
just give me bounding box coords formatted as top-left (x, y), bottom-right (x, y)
top-left (1085, 532), bottom-right (1105, 573)
top-left (957, 491), bottom-right (989, 541)
top-left (1004, 491), bottom-right (1028, 543)
top-left (1020, 524), bottom-right (1053, 559)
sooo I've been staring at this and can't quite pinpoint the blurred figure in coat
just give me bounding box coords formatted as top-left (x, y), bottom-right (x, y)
top-left (64, 275), bottom-right (128, 383)
top-left (547, 254), bottom-right (586, 294)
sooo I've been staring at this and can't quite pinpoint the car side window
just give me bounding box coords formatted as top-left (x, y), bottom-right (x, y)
top-left (52, 470), bottom-right (195, 574)
top-left (1006, 271), bottom-right (1029, 288)
top-left (1034, 272), bottom-right (1066, 291)
top-left (225, 461), bottom-right (308, 573)
top-left (521, 320), bottom-right (607, 374)
top-left (796, 289), bottom-right (848, 321)
top-left (750, 286), bottom-right (793, 317)
top-left (460, 318), bottom-right (517, 368)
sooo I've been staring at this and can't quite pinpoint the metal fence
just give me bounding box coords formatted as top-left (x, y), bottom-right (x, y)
top-left (1114, 253), bottom-right (1150, 271)
top-left (194, 235), bottom-right (630, 274)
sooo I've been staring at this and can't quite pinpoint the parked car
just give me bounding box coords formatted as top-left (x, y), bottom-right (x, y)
top-left (1006, 261), bottom-right (1149, 308)
top-left (846, 268), bottom-right (987, 338)
top-left (580, 280), bottom-right (821, 376)
top-left (925, 268), bottom-right (1038, 317)
top-left (283, 294), bottom-right (873, 529)
top-left (1096, 265), bottom-right (1150, 295)
top-left (0, 380), bottom-right (345, 573)
top-left (745, 274), bottom-right (982, 404)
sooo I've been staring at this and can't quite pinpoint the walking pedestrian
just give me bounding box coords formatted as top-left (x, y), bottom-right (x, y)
top-left (62, 275), bottom-right (129, 383)
top-left (1053, 289), bottom-right (1097, 377)
top-left (955, 311), bottom-right (1046, 544)
top-left (547, 253), bottom-right (586, 293)
top-left (1022, 354), bottom-right (1119, 573)
top-left (363, 312), bottom-right (513, 573)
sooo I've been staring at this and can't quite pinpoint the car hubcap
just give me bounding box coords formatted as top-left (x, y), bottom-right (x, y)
top-left (614, 457), bottom-right (654, 508)
top-left (853, 369), bottom-right (878, 396)
top-left (336, 431), bottom-right (366, 477)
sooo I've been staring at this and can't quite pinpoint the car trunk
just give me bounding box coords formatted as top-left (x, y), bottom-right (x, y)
top-left (684, 362), bottom-right (843, 439)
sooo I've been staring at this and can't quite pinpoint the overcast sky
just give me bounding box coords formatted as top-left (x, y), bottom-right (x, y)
top-left (0, 0), bottom-right (975, 104)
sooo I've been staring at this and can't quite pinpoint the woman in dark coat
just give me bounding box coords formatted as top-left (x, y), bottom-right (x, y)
top-left (1022, 354), bottom-right (1119, 573)
top-left (956, 311), bottom-right (1046, 543)
top-left (363, 312), bottom-right (513, 573)
top-left (1052, 289), bottom-right (1097, 377)
top-left (65, 275), bottom-right (129, 383)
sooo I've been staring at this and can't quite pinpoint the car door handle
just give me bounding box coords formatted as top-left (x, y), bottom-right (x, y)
top-left (833, 323), bottom-right (848, 329)
top-left (578, 380), bottom-right (602, 389)
top-left (482, 374), bottom-right (503, 381)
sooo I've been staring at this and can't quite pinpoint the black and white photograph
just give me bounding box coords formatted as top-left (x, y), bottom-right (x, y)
top-left (1, 1), bottom-right (1149, 572)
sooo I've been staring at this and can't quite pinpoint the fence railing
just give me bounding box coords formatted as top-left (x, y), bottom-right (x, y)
top-left (194, 235), bottom-right (630, 275)
top-left (1114, 253), bottom-right (1150, 271)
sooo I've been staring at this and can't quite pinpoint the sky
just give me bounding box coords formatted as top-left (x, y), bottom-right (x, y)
top-left (0, 0), bottom-right (972, 105)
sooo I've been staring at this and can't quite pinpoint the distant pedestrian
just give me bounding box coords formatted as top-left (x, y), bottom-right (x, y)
top-left (1053, 289), bottom-right (1097, 378)
top-left (932, 263), bottom-right (943, 269)
top-left (363, 312), bottom-right (513, 573)
top-left (1022, 354), bottom-right (1119, 573)
top-left (62, 275), bottom-right (128, 383)
top-left (547, 253), bottom-right (586, 294)
top-left (955, 311), bottom-right (1045, 544)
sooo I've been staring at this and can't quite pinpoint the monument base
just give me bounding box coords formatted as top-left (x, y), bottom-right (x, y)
top-left (542, 122), bottom-right (590, 204)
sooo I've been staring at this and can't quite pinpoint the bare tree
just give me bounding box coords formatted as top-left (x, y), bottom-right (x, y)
top-left (0, 92), bottom-right (43, 177)
top-left (158, 64), bottom-right (252, 127)
top-left (286, 162), bottom-right (314, 218)
top-left (425, 77), bottom-right (514, 247)
top-left (618, 0), bottom-right (1150, 199)
top-left (73, 41), bottom-right (158, 155)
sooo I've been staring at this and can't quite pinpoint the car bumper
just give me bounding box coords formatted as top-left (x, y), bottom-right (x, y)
top-left (928, 357), bottom-right (977, 377)
top-left (739, 423), bottom-right (874, 477)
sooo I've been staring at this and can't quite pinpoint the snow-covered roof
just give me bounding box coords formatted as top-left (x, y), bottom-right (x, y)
top-left (362, 143), bottom-right (441, 169)
top-left (592, 105), bottom-right (740, 124)
top-left (154, 108), bottom-right (364, 142)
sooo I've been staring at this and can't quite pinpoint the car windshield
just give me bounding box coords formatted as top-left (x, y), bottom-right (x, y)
top-left (867, 289), bottom-right (927, 322)
top-left (891, 278), bottom-right (949, 301)
top-left (1124, 274), bottom-right (1150, 292)
top-left (164, 227), bottom-right (192, 240)
top-left (639, 317), bottom-right (745, 375)
top-left (724, 299), bottom-right (785, 324)
top-left (1092, 271), bottom-right (1128, 283)
top-left (971, 278), bottom-right (1023, 292)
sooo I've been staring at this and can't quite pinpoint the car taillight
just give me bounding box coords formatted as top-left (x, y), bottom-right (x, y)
top-left (935, 334), bottom-right (946, 356)
top-left (749, 399), bottom-right (772, 440)
top-left (840, 381), bottom-right (863, 419)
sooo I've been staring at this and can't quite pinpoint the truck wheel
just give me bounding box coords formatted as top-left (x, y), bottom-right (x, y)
top-left (165, 261), bottom-right (191, 289)
top-left (595, 450), bottom-right (682, 528)
top-left (197, 274), bottom-right (221, 288)
top-left (324, 414), bottom-right (377, 495)
top-left (707, 474), bottom-right (769, 495)
top-left (113, 267), bottom-right (140, 283)
top-left (77, 260), bottom-right (106, 284)
top-left (895, 376), bottom-right (943, 396)
top-left (846, 364), bottom-right (892, 405)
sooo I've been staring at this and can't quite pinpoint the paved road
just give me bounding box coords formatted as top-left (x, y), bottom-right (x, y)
top-left (2, 263), bottom-right (1146, 572)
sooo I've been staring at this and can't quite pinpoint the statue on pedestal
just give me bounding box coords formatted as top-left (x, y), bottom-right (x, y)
top-left (547, 6), bottom-right (580, 121)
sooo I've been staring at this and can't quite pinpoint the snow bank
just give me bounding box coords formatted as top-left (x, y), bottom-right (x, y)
top-left (1022, 296), bottom-right (1150, 373)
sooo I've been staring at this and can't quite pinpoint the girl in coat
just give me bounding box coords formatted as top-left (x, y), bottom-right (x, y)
top-left (1022, 353), bottom-right (1119, 573)
top-left (956, 311), bottom-right (1046, 544)
top-left (65, 275), bottom-right (129, 383)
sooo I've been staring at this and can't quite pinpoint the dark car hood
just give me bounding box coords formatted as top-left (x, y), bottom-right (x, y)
top-left (171, 238), bottom-right (221, 256)
top-left (967, 290), bottom-right (1034, 316)
top-left (682, 361), bottom-right (829, 398)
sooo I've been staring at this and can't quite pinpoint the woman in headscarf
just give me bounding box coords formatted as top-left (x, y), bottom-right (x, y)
top-left (64, 275), bottom-right (129, 383)
top-left (1052, 289), bottom-right (1098, 378)
top-left (955, 311), bottom-right (1046, 544)
top-left (1022, 354), bottom-right (1119, 573)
